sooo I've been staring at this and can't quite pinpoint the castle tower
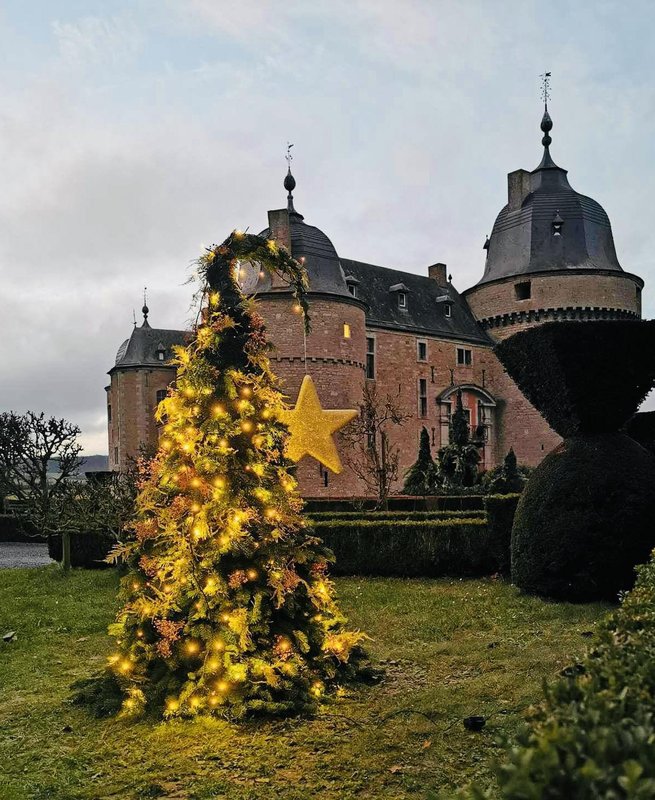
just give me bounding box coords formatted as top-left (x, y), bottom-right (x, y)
top-left (106, 300), bottom-right (185, 471)
top-left (464, 102), bottom-right (644, 464)
top-left (464, 104), bottom-right (642, 336)
top-left (254, 166), bottom-right (368, 496)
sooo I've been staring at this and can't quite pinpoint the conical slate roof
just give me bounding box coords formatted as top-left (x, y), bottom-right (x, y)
top-left (477, 107), bottom-right (623, 286)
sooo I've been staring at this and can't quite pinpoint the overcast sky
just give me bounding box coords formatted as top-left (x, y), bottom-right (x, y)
top-left (1, 0), bottom-right (654, 454)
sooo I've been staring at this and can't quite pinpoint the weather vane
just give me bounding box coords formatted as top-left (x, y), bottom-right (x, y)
top-left (286, 142), bottom-right (294, 167)
top-left (540, 71), bottom-right (551, 106)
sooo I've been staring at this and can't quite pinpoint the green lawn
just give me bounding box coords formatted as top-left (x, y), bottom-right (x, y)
top-left (0, 567), bottom-right (607, 800)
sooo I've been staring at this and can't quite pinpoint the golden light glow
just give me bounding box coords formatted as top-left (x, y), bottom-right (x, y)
top-left (343, 323), bottom-right (351, 339)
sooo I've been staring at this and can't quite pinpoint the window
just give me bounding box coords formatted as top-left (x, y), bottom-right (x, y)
top-left (457, 347), bottom-right (472, 366)
top-left (418, 378), bottom-right (428, 418)
top-left (366, 336), bottom-right (375, 379)
top-left (156, 389), bottom-right (167, 405)
top-left (343, 323), bottom-right (351, 339)
top-left (114, 446), bottom-right (119, 465)
top-left (107, 404), bottom-right (112, 423)
top-left (515, 281), bottom-right (531, 301)
top-left (417, 340), bottom-right (427, 362)
top-left (431, 366), bottom-right (435, 383)
top-left (398, 292), bottom-right (407, 308)
top-left (444, 303), bottom-right (452, 318)
top-left (347, 283), bottom-right (357, 298)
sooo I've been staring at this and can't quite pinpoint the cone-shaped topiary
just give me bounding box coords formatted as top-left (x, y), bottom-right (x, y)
top-left (104, 231), bottom-right (369, 718)
top-left (495, 320), bottom-right (655, 437)
top-left (403, 427), bottom-right (436, 495)
top-left (436, 390), bottom-right (481, 488)
top-left (496, 321), bottom-right (655, 601)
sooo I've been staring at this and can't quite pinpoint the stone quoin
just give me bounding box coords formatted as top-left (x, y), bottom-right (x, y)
top-left (106, 104), bottom-right (643, 497)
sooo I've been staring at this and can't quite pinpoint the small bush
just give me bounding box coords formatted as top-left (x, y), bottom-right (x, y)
top-left (0, 514), bottom-right (43, 542)
top-left (466, 553), bottom-right (655, 799)
top-left (48, 530), bottom-right (115, 569)
top-left (312, 517), bottom-right (507, 577)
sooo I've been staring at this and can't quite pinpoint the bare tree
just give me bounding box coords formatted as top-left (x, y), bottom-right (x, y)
top-left (0, 411), bottom-right (84, 569)
top-left (341, 384), bottom-right (411, 508)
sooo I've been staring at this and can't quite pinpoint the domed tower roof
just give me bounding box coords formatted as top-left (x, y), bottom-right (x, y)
top-left (258, 167), bottom-right (352, 298)
top-left (477, 105), bottom-right (623, 286)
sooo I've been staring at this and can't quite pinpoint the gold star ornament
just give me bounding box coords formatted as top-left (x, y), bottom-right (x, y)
top-left (279, 375), bottom-right (358, 474)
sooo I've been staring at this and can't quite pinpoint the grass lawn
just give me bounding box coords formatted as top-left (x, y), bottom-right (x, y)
top-left (0, 567), bottom-right (607, 800)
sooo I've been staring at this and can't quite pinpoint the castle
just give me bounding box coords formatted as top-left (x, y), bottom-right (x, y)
top-left (106, 105), bottom-right (643, 497)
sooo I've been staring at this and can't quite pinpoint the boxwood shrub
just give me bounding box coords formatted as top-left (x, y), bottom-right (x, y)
top-left (0, 514), bottom-right (43, 543)
top-left (312, 517), bottom-right (504, 577)
top-left (465, 553), bottom-right (655, 799)
top-left (308, 510), bottom-right (486, 522)
top-left (303, 495), bottom-right (485, 513)
top-left (48, 531), bottom-right (115, 569)
top-left (483, 494), bottom-right (520, 578)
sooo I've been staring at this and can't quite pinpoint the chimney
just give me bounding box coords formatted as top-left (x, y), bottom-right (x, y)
top-left (507, 169), bottom-right (531, 211)
top-left (267, 208), bottom-right (291, 252)
top-left (428, 263), bottom-right (447, 284)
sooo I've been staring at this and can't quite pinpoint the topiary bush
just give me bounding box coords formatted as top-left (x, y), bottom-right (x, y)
top-left (495, 320), bottom-right (655, 437)
top-left (625, 410), bottom-right (655, 455)
top-left (463, 551), bottom-right (655, 799)
top-left (483, 494), bottom-right (520, 578)
top-left (48, 530), bottom-right (115, 568)
top-left (496, 320), bottom-right (655, 601)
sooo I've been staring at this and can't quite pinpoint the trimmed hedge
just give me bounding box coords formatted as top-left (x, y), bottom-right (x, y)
top-left (468, 553), bottom-right (655, 799)
top-left (626, 410), bottom-right (655, 455)
top-left (511, 433), bottom-right (655, 601)
top-left (495, 320), bottom-right (655, 437)
top-left (312, 517), bottom-right (505, 577)
top-left (304, 495), bottom-right (485, 513)
top-left (307, 510), bottom-right (486, 522)
top-left (48, 531), bottom-right (115, 569)
top-left (483, 494), bottom-right (520, 578)
top-left (0, 514), bottom-right (43, 543)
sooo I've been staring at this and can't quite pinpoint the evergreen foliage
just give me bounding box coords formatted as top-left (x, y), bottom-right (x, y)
top-left (436, 391), bottom-right (481, 489)
top-left (103, 231), bottom-right (368, 719)
top-left (511, 433), bottom-right (655, 601)
top-left (402, 427), bottom-right (436, 495)
top-left (494, 320), bottom-right (655, 437)
top-left (465, 551), bottom-right (655, 799)
top-left (484, 449), bottom-right (526, 494)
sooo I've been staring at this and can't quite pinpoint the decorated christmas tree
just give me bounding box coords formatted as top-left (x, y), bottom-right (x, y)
top-left (106, 231), bottom-right (367, 718)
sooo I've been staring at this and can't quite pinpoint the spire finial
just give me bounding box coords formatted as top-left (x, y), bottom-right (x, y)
top-left (142, 286), bottom-right (150, 327)
top-left (284, 142), bottom-right (297, 214)
top-left (535, 71), bottom-right (558, 170)
top-left (132, 308), bottom-right (137, 328)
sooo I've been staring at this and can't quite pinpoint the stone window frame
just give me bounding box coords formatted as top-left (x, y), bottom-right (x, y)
top-left (417, 339), bottom-right (428, 362)
top-left (457, 347), bottom-right (472, 366)
top-left (418, 378), bottom-right (428, 418)
top-left (365, 335), bottom-right (376, 380)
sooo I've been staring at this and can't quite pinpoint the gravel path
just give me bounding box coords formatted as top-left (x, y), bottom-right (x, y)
top-left (0, 543), bottom-right (53, 569)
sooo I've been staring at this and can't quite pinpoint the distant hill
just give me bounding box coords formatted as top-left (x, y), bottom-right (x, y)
top-left (46, 454), bottom-right (109, 479)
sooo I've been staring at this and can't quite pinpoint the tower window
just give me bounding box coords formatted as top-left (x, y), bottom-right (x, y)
top-left (107, 404), bottom-right (112, 423)
top-left (366, 336), bottom-right (376, 379)
top-left (114, 446), bottom-right (119, 465)
top-left (417, 340), bottom-right (427, 362)
top-left (515, 281), bottom-right (531, 301)
top-left (398, 292), bottom-right (407, 309)
top-left (343, 323), bottom-right (351, 339)
top-left (457, 347), bottom-right (472, 366)
top-left (156, 389), bottom-right (167, 405)
top-left (418, 378), bottom-right (428, 418)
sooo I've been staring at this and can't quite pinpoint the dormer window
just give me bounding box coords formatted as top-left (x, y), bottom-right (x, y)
top-left (344, 275), bottom-right (360, 298)
top-left (156, 343), bottom-right (166, 362)
top-left (444, 303), bottom-right (452, 318)
top-left (436, 294), bottom-right (452, 317)
top-left (552, 210), bottom-right (564, 236)
top-left (389, 282), bottom-right (410, 310)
